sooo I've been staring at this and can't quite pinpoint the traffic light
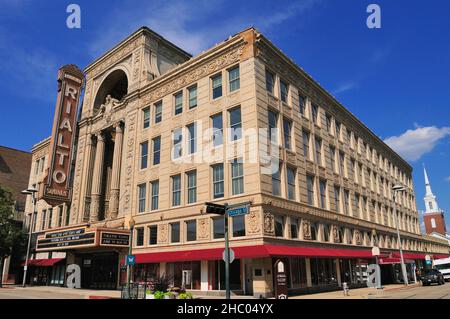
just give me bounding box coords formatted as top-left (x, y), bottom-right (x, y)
top-left (205, 202), bottom-right (226, 215)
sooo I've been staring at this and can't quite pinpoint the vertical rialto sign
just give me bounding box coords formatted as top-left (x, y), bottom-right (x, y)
top-left (43, 64), bottom-right (84, 204)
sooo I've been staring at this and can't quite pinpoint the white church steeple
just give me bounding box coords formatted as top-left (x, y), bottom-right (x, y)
top-left (424, 165), bottom-right (439, 213)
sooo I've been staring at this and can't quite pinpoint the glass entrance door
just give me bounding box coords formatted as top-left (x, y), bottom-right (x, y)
top-left (81, 253), bottom-right (118, 290)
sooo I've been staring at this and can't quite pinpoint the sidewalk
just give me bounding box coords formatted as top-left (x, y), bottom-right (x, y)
top-left (291, 283), bottom-right (421, 299)
top-left (4, 286), bottom-right (121, 299)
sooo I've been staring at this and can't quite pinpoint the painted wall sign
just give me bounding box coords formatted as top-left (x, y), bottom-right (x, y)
top-left (43, 64), bottom-right (84, 205)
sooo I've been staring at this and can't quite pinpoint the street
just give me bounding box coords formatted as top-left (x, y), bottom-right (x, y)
top-left (0, 283), bottom-right (449, 299)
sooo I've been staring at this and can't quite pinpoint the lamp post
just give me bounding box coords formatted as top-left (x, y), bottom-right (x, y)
top-left (127, 215), bottom-right (135, 299)
top-left (21, 187), bottom-right (38, 288)
top-left (392, 184), bottom-right (408, 286)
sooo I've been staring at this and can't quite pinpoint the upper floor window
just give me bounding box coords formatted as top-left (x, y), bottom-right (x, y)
top-left (229, 107), bottom-right (242, 141)
top-left (325, 114), bottom-right (332, 134)
top-left (170, 222), bottom-right (180, 243)
top-left (266, 70), bottom-right (275, 94)
top-left (48, 208), bottom-right (53, 229)
top-left (186, 220), bottom-right (197, 242)
top-left (334, 186), bottom-right (341, 213)
top-left (212, 113), bottom-right (223, 147)
top-left (149, 225), bottom-right (158, 245)
top-left (174, 91), bottom-right (183, 115)
top-left (172, 128), bottom-right (183, 159)
top-left (272, 163), bottom-right (282, 196)
top-left (57, 206), bottom-right (63, 228)
top-left (290, 218), bottom-right (299, 239)
top-left (188, 85), bottom-right (198, 109)
top-left (212, 164), bottom-right (224, 199)
top-left (283, 118), bottom-right (292, 150)
top-left (212, 74), bottom-right (223, 99)
top-left (280, 80), bottom-right (289, 103)
top-left (138, 183), bottom-right (147, 213)
top-left (143, 107), bottom-right (150, 129)
top-left (154, 101), bottom-right (162, 124)
top-left (187, 123), bottom-right (197, 155)
top-left (268, 110), bottom-right (278, 145)
top-left (314, 137), bottom-right (322, 166)
top-left (213, 217), bottom-right (225, 239)
top-left (287, 167), bottom-right (296, 200)
top-left (231, 159), bottom-right (244, 196)
top-left (275, 215), bottom-right (285, 237)
top-left (41, 210), bottom-right (47, 231)
top-left (172, 175), bottom-right (181, 207)
top-left (232, 215), bottom-right (246, 237)
top-left (151, 180), bottom-right (159, 211)
top-left (335, 121), bottom-right (341, 139)
top-left (319, 180), bottom-right (327, 209)
top-left (140, 141), bottom-right (148, 170)
top-left (311, 104), bottom-right (318, 124)
top-left (136, 228), bottom-right (144, 247)
top-left (329, 146), bottom-right (336, 173)
top-left (299, 95), bottom-right (306, 115)
top-left (306, 175), bottom-right (315, 206)
top-left (152, 136), bottom-right (161, 166)
top-left (187, 171), bottom-right (197, 204)
top-left (302, 130), bottom-right (310, 159)
top-left (343, 190), bottom-right (350, 215)
top-left (228, 66), bottom-right (240, 92)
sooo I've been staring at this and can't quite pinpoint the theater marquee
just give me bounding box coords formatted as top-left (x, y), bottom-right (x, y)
top-left (43, 64), bottom-right (85, 205)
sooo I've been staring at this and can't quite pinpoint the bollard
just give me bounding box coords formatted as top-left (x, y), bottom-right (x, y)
top-left (343, 282), bottom-right (350, 296)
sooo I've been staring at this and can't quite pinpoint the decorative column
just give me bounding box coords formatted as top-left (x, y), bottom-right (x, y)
top-left (108, 122), bottom-right (124, 219)
top-left (90, 131), bottom-right (105, 222)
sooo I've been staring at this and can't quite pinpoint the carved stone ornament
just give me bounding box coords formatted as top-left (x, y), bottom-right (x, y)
top-left (303, 220), bottom-right (311, 240)
top-left (197, 218), bottom-right (210, 240)
top-left (332, 225), bottom-right (340, 243)
top-left (264, 212), bottom-right (275, 235)
top-left (158, 224), bottom-right (168, 244)
top-left (247, 210), bottom-right (261, 235)
top-left (354, 230), bottom-right (362, 245)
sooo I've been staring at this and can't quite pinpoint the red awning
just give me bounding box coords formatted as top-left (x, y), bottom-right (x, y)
top-left (433, 254), bottom-right (450, 260)
top-left (134, 245), bottom-right (376, 264)
top-left (391, 252), bottom-right (426, 260)
top-left (21, 258), bottom-right (65, 267)
top-left (379, 257), bottom-right (415, 265)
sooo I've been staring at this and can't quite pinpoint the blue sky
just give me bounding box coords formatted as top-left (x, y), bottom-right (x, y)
top-left (0, 0), bottom-right (449, 227)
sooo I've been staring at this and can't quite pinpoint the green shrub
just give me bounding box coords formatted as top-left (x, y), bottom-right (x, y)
top-left (178, 292), bottom-right (194, 299)
top-left (154, 291), bottom-right (165, 299)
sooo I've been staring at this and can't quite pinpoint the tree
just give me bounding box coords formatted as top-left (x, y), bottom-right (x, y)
top-left (0, 186), bottom-right (25, 288)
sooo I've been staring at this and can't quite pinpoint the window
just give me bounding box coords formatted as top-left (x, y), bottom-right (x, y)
top-left (335, 121), bottom-right (341, 139)
top-left (57, 206), bottom-right (63, 227)
top-left (323, 224), bottom-right (330, 242)
top-left (287, 167), bottom-right (296, 200)
top-left (310, 222), bottom-right (318, 241)
top-left (136, 228), bottom-right (144, 246)
top-left (232, 215), bottom-right (245, 237)
top-left (268, 110), bottom-right (278, 144)
top-left (173, 128), bottom-right (183, 159)
top-left (231, 159), bottom-right (244, 195)
top-left (343, 190), bottom-right (350, 215)
top-left (172, 175), bottom-right (181, 207)
top-left (354, 193), bottom-right (361, 218)
top-left (140, 141), bottom-right (148, 169)
top-left (325, 114), bottom-right (332, 134)
top-left (290, 218), bottom-right (299, 239)
top-left (143, 107), bottom-right (150, 129)
top-left (149, 226), bottom-right (158, 245)
top-left (283, 118), bottom-right (292, 150)
top-left (41, 210), bottom-right (47, 231)
top-left (272, 163), bottom-right (282, 196)
top-left (299, 95), bottom-right (306, 115)
top-left (65, 207), bottom-right (70, 226)
top-left (186, 220), bottom-right (197, 242)
top-left (212, 74), bottom-right (223, 99)
top-left (302, 130), bottom-right (310, 159)
top-left (32, 212), bottom-right (37, 232)
top-left (152, 136), bottom-right (161, 165)
top-left (188, 85), bottom-right (197, 109)
top-left (329, 146), bottom-right (336, 172)
top-left (213, 217), bottom-right (225, 239)
top-left (212, 164), bottom-right (224, 199)
top-left (334, 186), bottom-right (341, 213)
top-left (275, 216), bottom-right (285, 237)
top-left (315, 137), bottom-right (322, 165)
top-left (319, 180), bottom-right (327, 209)
top-left (339, 152), bottom-right (345, 176)
top-left (212, 113), bottom-right (223, 147)
top-left (170, 223), bottom-right (180, 243)
top-left (187, 122), bottom-right (197, 154)
top-left (280, 80), bottom-right (289, 103)
top-left (174, 91), bottom-right (183, 115)
top-left (138, 183), bottom-right (147, 213)
top-left (306, 175), bottom-right (315, 206)
top-left (187, 171), bottom-right (197, 204)
top-left (154, 101), bottom-right (162, 124)
top-left (266, 70), bottom-right (275, 93)
top-left (48, 208), bottom-right (53, 229)
top-left (151, 180), bottom-right (159, 211)
top-left (228, 66), bottom-right (240, 92)
top-left (229, 107), bottom-right (242, 141)
top-left (311, 104), bottom-right (318, 124)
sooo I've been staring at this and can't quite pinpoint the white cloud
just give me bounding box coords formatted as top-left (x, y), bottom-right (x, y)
top-left (88, 0), bottom-right (321, 58)
top-left (384, 126), bottom-right (450, 162)
top-left (445, 176), bottom-right (450, 182)
top-left (332, 81), bottom-right (359, 94)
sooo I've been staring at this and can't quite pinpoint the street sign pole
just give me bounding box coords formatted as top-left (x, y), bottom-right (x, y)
top-left (224, 203), bottom-right (231, 300)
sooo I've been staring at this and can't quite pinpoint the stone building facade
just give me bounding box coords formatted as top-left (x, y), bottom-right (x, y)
top-left (24, 27), bottom-right (449, 296)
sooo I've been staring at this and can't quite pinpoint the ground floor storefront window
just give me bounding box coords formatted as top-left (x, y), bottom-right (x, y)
top-left (288, 257), bottom-right (307, 289)
top-left (133, 263), bottom-right (160, 283)
top-left (50, 264), bottom-right (66, 286)
top-left (311, 258), bottom-right (338, 287)
top-left (29, 267), bottom-right (50, 286)
top-left (340, 259), bottom-right (371, 287)
top-left (208, 260), bottom-right (242, 291)
top-left (167, 261), bottom-right (201, 290)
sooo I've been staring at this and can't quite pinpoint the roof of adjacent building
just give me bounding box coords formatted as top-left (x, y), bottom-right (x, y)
top-left (0, 145), bottom-right (32, 209)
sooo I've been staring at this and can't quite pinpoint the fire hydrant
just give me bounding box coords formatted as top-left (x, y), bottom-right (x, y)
top-left (343, 282), bottom-right (350, 296)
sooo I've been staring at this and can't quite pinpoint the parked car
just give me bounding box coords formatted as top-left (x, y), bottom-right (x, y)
top-left (422, 269), bottom-right (445, 286)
